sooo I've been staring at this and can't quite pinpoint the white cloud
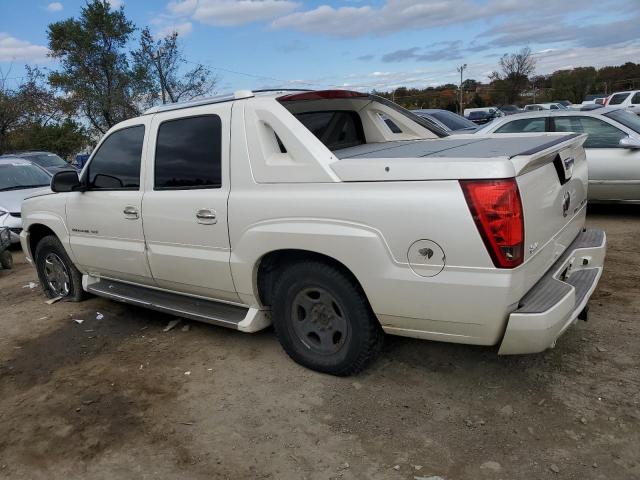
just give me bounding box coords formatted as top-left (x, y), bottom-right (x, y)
top-left (168, 0), bottom-right (197, 15)
top-left (270, 0), bottom-right (520, 37)
top-left (107, 0), bottom-right (123, 8)
top-left (0, 33), bottom-right (50, 62)
top-left (168, 0), bottom-right (300, 27)
top-left (46, 2), bottom-right (63, 12)
top-left (533, 42), bottom-right (640, 74)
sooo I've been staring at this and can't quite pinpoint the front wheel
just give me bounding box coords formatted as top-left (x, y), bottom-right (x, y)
top-left (271, 261), bottom-right (383, 376)
top-left (34, 235), bottom-right (85, 302)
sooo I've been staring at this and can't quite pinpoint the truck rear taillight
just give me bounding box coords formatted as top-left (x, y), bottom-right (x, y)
top-left (460, 179), bottom-right (524, 269)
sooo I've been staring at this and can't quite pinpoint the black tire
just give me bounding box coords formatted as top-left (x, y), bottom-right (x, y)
top-left (0, 250), bottom-right (13, 270)
top-left (272, 261), bottom-right (383, 376)
top-left (34, 235), bottom-right (85, 302)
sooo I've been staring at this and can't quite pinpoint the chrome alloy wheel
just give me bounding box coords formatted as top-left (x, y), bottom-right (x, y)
top-left (43, 252), bottom-right (70, 297)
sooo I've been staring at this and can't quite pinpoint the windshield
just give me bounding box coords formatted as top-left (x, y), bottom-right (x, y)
top-left (24, 153), bottom-right (68, 168)
top-left (0, 163), bottom-right (51, 191)
top-left (469, 111), bottom-right (487, 119)
top-left (429, 110), bottom-right (477, 130)
top-left (605, 109), bottom-right (640, 134)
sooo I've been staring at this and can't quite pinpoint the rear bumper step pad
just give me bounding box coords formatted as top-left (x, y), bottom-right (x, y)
top-left (499, 228), bottom-right (606, 355)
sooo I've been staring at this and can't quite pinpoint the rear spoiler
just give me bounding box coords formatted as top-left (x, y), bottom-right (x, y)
top-left (511, 133), bottom-right (587, 177)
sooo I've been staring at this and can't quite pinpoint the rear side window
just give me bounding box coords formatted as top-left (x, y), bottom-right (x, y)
top-left (631, 92), bottom-right (640, 104)
top-left (87, 125), bottom-right (145, 190)
top-left (554, 116), bottom-right (626, 148)
top-left (154, 115), bottom-right (222, 190)
top-left (608, 93), bottom-right (630, 105)
top-left (495, 118), bottom-right (546, 133)
top-left (295, 111), bottom-right (365, 151)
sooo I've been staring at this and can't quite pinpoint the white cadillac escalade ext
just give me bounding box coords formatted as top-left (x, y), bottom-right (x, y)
top-left (20, 89), bottom-right (606, 375)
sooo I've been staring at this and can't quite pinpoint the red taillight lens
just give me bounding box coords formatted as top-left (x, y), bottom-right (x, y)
top-left (460, 179), bottom-right (524, 269)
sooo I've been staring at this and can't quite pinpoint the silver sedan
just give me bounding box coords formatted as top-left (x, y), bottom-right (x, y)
top-left (0, 158), bottom-right (52, 243)
top-left (475, 108), bottom-right (640, 202)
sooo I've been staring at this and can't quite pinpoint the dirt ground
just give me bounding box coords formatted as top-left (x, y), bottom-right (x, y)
top-left (0, 205), bottom-right (638, 480)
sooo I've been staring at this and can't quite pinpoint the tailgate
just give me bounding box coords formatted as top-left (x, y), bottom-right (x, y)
top-left (514, 133), bottom-right (589, 265)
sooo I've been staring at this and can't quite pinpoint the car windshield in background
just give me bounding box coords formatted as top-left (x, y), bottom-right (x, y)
top-left (0, 163), bottom-right (51, 191)
top-left (429, 111), bottom-right (477, 130)
top-left (605, 109), bottom-right (640, 133)
top-left (25, 153), bottom-right (68, 168)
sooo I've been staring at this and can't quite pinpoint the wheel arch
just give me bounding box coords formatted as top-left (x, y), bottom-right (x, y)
top-left (255, 249), bottom-right (372, 310)
top-left (28, 224), bottom-right (57, 254)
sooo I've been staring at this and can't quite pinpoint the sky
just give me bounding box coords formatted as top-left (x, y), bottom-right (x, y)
top-left (1, 0), bottom-right (639, 93)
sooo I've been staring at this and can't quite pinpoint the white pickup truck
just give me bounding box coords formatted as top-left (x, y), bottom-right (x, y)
top-left (21, 89), bottom-right (606, 375)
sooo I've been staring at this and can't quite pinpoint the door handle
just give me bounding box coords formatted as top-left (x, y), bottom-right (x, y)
top-left (123, 206), bottom-right (139, 219)
top-left (196, 208), bottom-right (217, 224)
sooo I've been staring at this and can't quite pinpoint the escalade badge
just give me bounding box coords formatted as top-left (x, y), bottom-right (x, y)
top-left (562, 191), bottom-right (571, 217)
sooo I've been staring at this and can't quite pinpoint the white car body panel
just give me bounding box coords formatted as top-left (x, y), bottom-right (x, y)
top-left (20, 90), bottom-right (606, 355)
top-left (140, 101), bottom-right (239, 302)
top-left (66, 117), bottom-right (153, 284)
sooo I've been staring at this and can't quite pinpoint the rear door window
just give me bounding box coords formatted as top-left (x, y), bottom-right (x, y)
top-left (295, 111), bottom-right (365, 151)
top-left (631, 92), bottom-right (640, 104)
top-left (553, 116), bottom-right (626, 148)
top-left (608, 93), bottom-right (631, 105)
top-left (86, 125), bottom-right (145, 190)
top-left (495, 118), bottom-right (547, 133)
top-left (154, 115), bottom-right (222, 190)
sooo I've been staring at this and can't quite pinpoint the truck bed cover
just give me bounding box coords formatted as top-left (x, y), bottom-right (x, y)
top-left (335, 134), bottom-right (580, 160)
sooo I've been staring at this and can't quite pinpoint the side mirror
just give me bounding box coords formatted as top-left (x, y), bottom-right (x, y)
top-left (619, 137), bottom-right (640, 149)
top-left (51, 170), bottom-right (82, 192)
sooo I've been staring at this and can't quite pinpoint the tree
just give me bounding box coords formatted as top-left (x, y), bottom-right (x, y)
top-left (133, 27), bottom-right (216, 105)
top-left (0, 66), bottom-right (87, 156)
top-left (7, 120), bottom-right (88, 159)
top-left (551, 67), bottom-right (597, 103)
top-left (490, 47), bottom-right (536, 104)
top-left (0, 68), bottom-right (22, 152)
top-left (47, 0), bottom-right (147, 134)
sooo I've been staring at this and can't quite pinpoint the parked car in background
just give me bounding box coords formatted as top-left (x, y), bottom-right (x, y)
top-left (463, 107), bottom-right (503, 118)
top-left (412, 109), bottom-right (479, 133)
top-left (475, 107), bottom-right (640, 202)
top-left (581, 94), bottom-right (607, 106)
top-left (604, 90), bottom-right (640, 114)
top-left (467, 110), bottom-right (496, 125)
top-left (2, 151), bottom-right (77, 175)
top-left (0, 157), bottom-right (52, 243)
top-left (552, 100), bottom-right (572, 107)
top-left (20, 89), bottom-right (605, 375)
top-left (524, 103), bottom-right (568, 111)
top-left (496, 105), bottom-right (522, 116)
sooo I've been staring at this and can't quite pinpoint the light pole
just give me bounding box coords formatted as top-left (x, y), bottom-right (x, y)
top-left (457, 64), bottom-right (467, 115)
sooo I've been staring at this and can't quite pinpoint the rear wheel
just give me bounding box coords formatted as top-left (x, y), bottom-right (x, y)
top-left (0, 250), bottom-right (12, 269)
top-left (34, 235), bottom-right (85, 301)
top-left (272, 261), bottom-right (383, 376)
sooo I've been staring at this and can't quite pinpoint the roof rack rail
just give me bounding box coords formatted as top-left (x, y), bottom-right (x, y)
top-left (143, 90), bottom-right (254, 115)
